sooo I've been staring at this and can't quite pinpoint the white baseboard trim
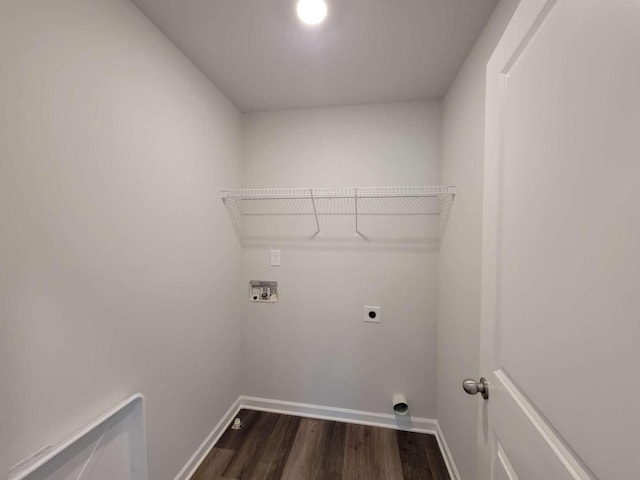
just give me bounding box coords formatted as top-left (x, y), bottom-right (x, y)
top-left (173, 397), bottom-right (242, 480)
top-left (239, 395), bottom-right (437, 434)
top-left (435, 419), bottom-right (461, 480)
top-left (176, 395), bottom-right (460, 480)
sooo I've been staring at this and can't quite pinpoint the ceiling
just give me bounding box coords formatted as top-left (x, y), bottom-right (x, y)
top-left (132, 0), bottom-right (498, 112)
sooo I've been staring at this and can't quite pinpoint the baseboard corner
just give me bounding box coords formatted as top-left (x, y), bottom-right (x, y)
top-left (173, 396), bottom-right (242, 480)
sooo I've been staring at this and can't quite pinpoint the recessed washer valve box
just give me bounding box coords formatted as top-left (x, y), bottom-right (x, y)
top-left (250, 280), bottom-right (278, 303)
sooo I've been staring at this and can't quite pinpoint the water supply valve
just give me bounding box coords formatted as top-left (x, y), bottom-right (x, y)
top-left (249, 280), bottom-right (278, 303)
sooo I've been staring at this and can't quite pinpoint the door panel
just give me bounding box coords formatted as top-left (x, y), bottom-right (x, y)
top-left (482, 0), bottom-right (640, 479)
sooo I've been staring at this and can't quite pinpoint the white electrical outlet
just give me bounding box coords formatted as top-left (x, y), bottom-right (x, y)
top-left (364, 306), bottom-right (381, 323)
top-left (270, 249), bottom-right (281, 266)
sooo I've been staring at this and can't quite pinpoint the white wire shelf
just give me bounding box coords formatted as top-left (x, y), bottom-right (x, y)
top-left (221, 186), bottom-right (456, 243)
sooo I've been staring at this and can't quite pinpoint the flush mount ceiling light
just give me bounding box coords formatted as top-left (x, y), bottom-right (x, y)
top-left (296, 0), bottom-right (328, 25)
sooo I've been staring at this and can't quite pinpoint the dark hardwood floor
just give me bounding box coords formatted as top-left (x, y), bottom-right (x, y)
top-left (192, 409), bottom-right (451, 480)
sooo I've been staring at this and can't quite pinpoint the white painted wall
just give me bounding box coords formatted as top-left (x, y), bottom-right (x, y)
top-left (437, 1), bottom-right (519, 478)
top-left (0, 1), bottom-right (242, 479)
top-left (240, 102), bottom-right (442, 418)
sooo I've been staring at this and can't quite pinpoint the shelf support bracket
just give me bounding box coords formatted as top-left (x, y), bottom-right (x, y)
top-left (310, 189), bottom-right (321, 238)
top-left (354, 188), bottom-right (361, 238)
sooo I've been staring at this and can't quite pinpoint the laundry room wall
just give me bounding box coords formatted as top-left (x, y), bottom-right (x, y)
top-left (239, 101), bottom-right (442, 418)
top-left (0, 1), bottom-right (243, 478)
top-left (437, 0), bottom-right (520, 478)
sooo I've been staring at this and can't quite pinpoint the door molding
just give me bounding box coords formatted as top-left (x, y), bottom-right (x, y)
top-left (495, 370), bottom-right (591, 479)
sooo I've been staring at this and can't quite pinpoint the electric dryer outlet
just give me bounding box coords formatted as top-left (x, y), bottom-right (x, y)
top-left (364, 306), bottom-right (381, 323)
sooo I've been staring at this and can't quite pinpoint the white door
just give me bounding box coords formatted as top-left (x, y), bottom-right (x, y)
top-left (477, 0), bottom-right (640, 479)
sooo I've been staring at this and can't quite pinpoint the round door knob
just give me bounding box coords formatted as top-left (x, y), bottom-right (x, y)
top-left (462, 377), bottom-right (489, 399)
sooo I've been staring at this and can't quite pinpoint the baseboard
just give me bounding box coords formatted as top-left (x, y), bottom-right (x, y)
top-left (239, 395), bottom-right (438, 434)
top-left (435, 420), bottom-right (461, 480)
top-left (176, 395), bottom-right (460, 480)
top-left (173, 397), bottom-right (242, 480)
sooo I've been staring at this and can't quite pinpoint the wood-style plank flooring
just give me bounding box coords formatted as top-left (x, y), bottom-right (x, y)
top-left (192, 410), bottom-right (450, 480)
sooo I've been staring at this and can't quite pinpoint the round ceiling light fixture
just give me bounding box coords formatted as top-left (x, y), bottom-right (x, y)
top-left (296, 0), bottom-right (328, 25)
